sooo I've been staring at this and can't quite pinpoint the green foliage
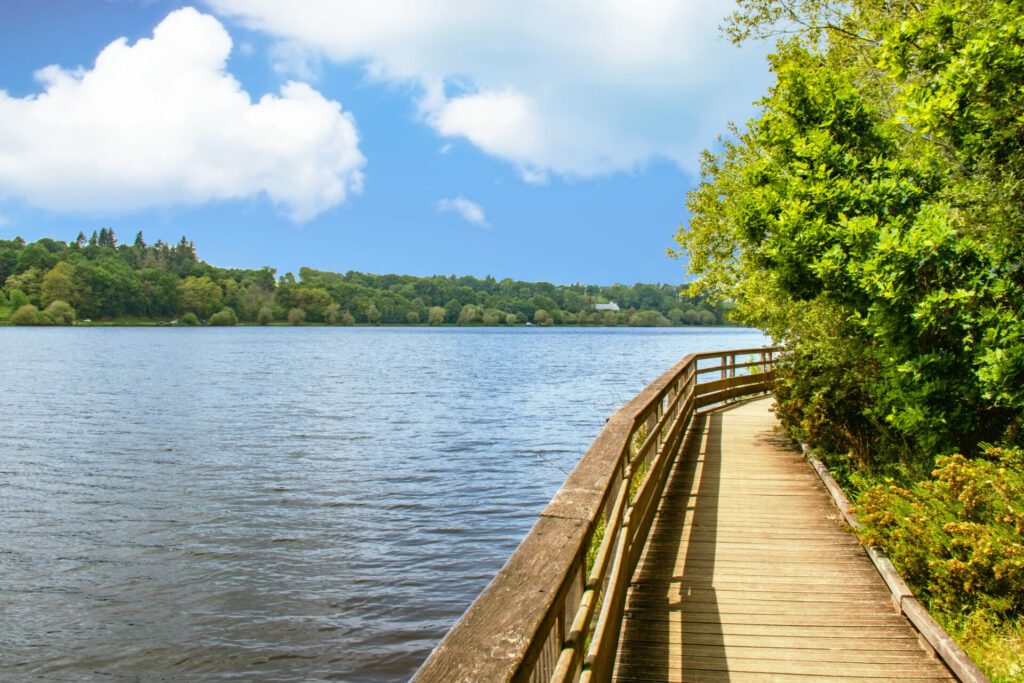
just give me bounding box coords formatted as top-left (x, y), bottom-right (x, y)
top-left (179, 312), bottom-right (199, 326)
top-left (533, 309), bottom-right (552, 326)
top-left (678, 6), bottom-right (1024, 673)
top-left (2, 231), bottom-right (726, 326)
top-left (324, 302), bottom-right (342, 325)
top-left (287, 307), bottom-right (306, 325)
top-left (457, 304), bottom-right (481, 325)
top-left (8, 288), bottom-right (28, 310)
top-left (256, 306), bottom-right (274, 325)
top-left (627, 310), bottom-right (671, 327)
top-left (856, 446), bottom-right (1024, 620)
top-left (677, 0), bottom-right (1024, 464)
top-left (178, 276), bottom-right (222, 319)
top-left (427, 306), bottom-right (446, 326)
top-left (43, 300), bottom-right (76, 325)
top-left (208, 307), bottom-right (238, 326)
top-left (41, 261), bottom-right (75, 307)
top-left (10, 304), bottom-right (42, 325)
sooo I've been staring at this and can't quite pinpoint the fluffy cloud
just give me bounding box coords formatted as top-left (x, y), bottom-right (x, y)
top-left (436, 196), bottom-right (489, 228)
top-left (0, 7), bottom-right (364, 221)
top-left (206, 0), bottom-right (770, 178)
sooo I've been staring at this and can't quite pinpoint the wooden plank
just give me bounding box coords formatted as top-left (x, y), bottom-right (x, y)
top-left (612, 398), bottom-right (955, 682)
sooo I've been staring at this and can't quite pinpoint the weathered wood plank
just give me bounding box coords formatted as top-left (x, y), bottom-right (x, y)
top-left (613, 398), bottom-right (956, 682)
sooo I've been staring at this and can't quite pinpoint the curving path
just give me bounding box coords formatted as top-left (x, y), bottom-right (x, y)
top-left (613, 397), bottom-right (953, 682)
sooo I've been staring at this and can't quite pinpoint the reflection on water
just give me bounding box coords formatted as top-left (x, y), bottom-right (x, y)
top-left (0, 326), bottom-right (768, 681)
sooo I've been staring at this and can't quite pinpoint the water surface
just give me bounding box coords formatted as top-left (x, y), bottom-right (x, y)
top-left (0, 326), bottom-right (768, 681)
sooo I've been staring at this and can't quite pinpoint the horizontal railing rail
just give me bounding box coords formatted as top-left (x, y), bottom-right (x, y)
top-left (413, 345), bottom-right (783, 683)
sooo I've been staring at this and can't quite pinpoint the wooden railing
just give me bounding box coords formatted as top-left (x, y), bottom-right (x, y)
top-left (414, 345), bottom-right (783, 683)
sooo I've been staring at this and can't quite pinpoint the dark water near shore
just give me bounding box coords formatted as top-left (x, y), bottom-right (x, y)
top-left (0, 326), bottom-right (768, 681)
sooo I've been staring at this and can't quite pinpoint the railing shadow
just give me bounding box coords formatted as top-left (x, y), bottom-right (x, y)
top-left (615, 410), bottom-right (727, 682)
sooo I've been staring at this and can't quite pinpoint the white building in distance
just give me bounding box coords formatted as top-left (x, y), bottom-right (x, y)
top-left (594, 302), bottom-right (620, 312)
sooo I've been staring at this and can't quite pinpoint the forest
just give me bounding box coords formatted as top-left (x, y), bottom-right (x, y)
top-left (0, 229), bottom-right (728, 327)
top-left (676, 0), bottom-right (1024, 677)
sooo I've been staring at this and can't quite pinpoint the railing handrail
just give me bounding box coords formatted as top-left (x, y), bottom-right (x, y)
top-left (413, 345), bottom-right (783, 683)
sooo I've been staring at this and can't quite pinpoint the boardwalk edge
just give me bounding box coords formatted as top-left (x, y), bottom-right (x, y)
top-left (801, 444), bottom-right (991, 683)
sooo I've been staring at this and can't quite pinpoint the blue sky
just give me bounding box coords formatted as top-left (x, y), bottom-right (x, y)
top-left (0, 0), bottom-right (771, 284)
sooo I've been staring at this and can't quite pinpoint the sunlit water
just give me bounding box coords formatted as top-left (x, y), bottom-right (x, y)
top-left (0, 326), bottom-right (768, 681)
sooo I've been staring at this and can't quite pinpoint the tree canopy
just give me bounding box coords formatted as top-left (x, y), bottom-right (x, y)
top-left (676, 0), bottom-right (1024, 466)
top-left (0, 231), bottom-right (730, 327)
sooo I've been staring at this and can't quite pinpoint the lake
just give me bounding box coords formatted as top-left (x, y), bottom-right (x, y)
top-left (0, 326), bottom-right (769, 681)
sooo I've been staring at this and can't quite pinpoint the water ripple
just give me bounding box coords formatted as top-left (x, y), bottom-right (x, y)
top-left (0, 326), bottom-right (766, 681)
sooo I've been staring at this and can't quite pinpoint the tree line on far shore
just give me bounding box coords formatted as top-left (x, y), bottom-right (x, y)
top-left (0, 230), bottom-right (730, 327)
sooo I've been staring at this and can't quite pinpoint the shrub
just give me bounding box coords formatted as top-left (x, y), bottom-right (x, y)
top-left (287, 307), bottom-right (306, 325)
top-left (427, 306), bottom-right (446, 326)
top-left (505, 313), bottom-right (517, 326)
top-left (257, 306), bottom-right (274, 325)
top-left (457, 304), bottom-right (481, 325)
top-left (10, 304), bottom-right (42, 325)
top-left (180, 312), bottom-right (200, 326)
top-left (340, 310), bottom-right (355, 326)
top-left (324, 303), bottom-right (342, 325)
top-left (8, 288), bottom-right (29, 310)
top-left (43, 300), bottom-right (76, 325)
top-left (856, 446), bottom-right (1024, 620)
top-left (406, 310), bottom-right (420, 324)
top-left (533, 308), bottom-right (552, 326)
top-left (208, 307), bottom-right (238, 326)
top-left (627, 310), bottom-right (671, 327)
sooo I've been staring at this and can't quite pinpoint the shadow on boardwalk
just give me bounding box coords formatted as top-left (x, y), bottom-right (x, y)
top-left (613, 398), bottom-right (954, 683)
top-left (617, 411), bottom-right (728, 681)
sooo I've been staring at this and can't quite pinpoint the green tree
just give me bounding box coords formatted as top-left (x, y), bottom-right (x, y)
top-left (179, 312), bottom-right (200, 326)
top-left (10, 304), bottom-right (42, 325)
top-left (7, 288), bottom-right (29, 310)
top-left (43, 300), bottom-right (76, 325)
top-left (457, 304), bottom-right (481, 325)
top-left (365, 303), bottom-right (381, 324)
top-left (139, 268), bottom-right (180, 317)
top-left (208, 307), bottom-right (238, 326)
top-left (287, 307), bottom-right (306, 325)
top-left (675, 0), bottom-right (1024, 463)
top-left (178, 276), bottom-right (223, 319)
top-left (40, 262), bottom-right (75, 307)
top-left (427, 306), bottom-right (446, 326)
top-left (533, 309), bottom-right (553, 326)
top-left (257, 306), bottom-right (274, 325)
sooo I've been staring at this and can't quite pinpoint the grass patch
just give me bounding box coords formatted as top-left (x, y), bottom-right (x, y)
top-left (953, 615), bottom-right (1024, 683)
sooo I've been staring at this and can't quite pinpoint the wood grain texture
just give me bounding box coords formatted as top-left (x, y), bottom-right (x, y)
top-left (613, 398), bottom-right (955, 682)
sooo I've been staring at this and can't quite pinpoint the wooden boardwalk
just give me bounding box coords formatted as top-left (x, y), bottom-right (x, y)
top-left (613, 397), bottom-right (953, 682)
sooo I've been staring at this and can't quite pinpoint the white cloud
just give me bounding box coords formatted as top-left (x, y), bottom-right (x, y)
top-left (436, 196), bottom-right (489, 228)
top-left (205, 0), bottom-right (770, 179)
top-left (0, 7), bottom-right (365, 221)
